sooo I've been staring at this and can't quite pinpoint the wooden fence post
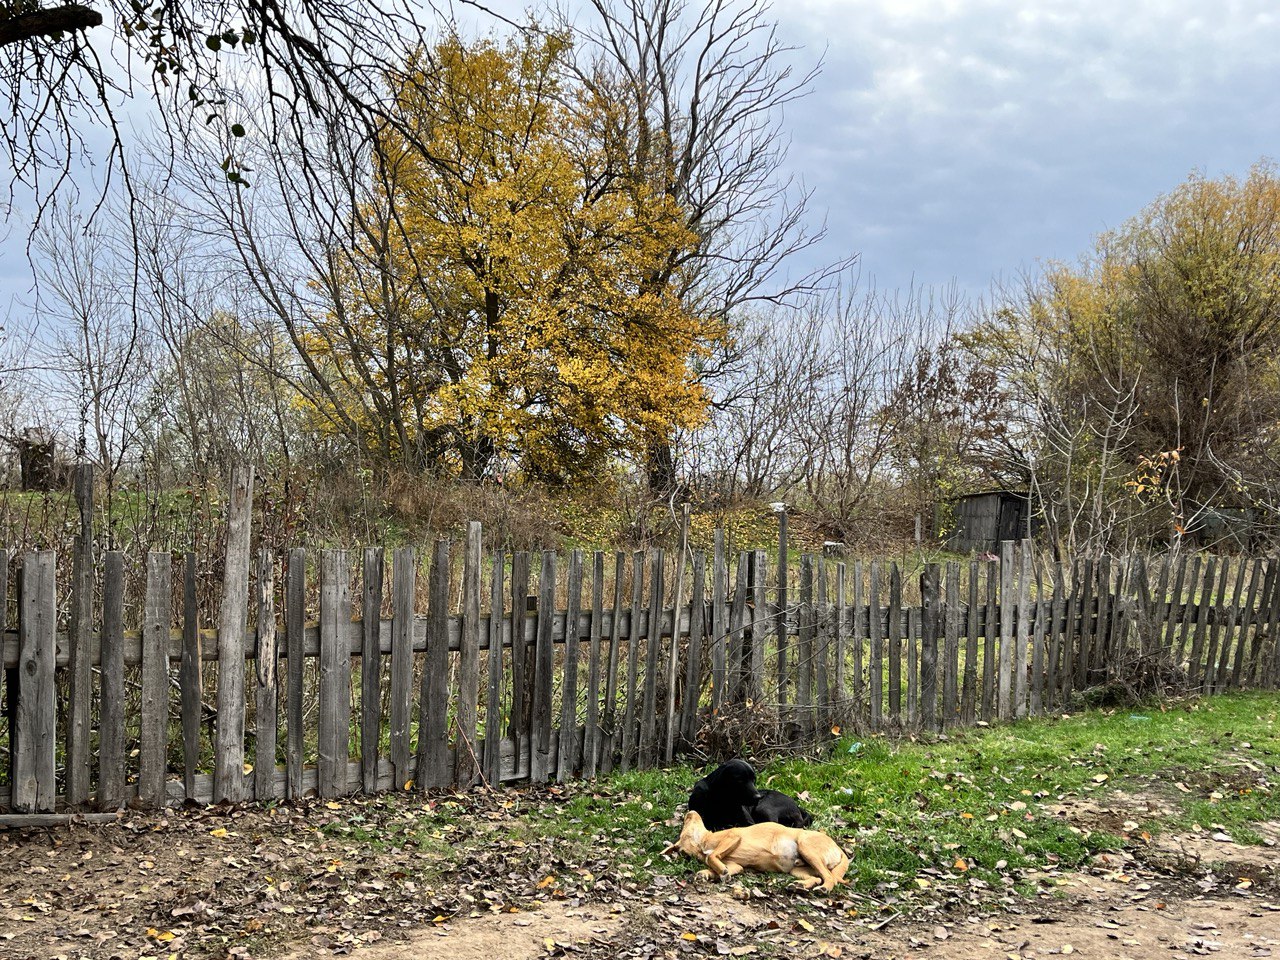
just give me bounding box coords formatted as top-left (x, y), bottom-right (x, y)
top-left (584, 551), bottom-right (604, 778)
top-left (664, 507), bottom-right (689, 763)
top-left (639, 549), bottom-right (664, 768)
top-left (888, 563), bottom-right (902, 725)
top-left (215, 465), bottom-right (254, 804)
top-left (942, 561), bottom-right (959, 726)
top-left (776, 509), bottom-right (788, 709)
top-left (962, 560), bottom-right (979, 724)
top-left (66, 462), bottom-right (94, 807)
top-left (680, 552), bottom-right (706, 748)
top-left (601, 552), bottom-right (625, 773)
top-left (868, 562), bottom-right (883, 730)
top-left (998, 541), bottom-right (1015, 719)
top-left (711, 533), bottom-right (726, 714)
top-left (1014, 541), bottom-right (1031, 718)
top-left (508, 551), bottom-right (530, 765)
top-left (620, 551), bottom-right (643, 772)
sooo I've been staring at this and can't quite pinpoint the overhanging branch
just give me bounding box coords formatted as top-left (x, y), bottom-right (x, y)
top-left (0, 3), bottom-right (102, 47)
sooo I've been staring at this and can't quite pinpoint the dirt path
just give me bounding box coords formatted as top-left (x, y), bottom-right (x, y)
top-left (3, 788), bottom-right (1280, 960)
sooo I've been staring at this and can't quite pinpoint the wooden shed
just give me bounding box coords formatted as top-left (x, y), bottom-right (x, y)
top-left (943, 490), bottom-right (1034, 554)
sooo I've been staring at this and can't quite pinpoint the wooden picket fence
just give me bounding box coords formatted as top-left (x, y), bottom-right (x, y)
top-left (3, 472), bottom-right (1280, 819)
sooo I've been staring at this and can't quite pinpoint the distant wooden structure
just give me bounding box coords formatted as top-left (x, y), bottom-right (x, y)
top-left (944, 490), bottom-right (1035, 553)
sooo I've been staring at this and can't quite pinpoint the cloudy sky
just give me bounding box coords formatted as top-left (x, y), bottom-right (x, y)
top-left (3, 0), bottom-right (1279, 313)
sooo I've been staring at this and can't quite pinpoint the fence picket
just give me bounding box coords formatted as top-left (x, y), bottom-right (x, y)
top-left (14, 551), bottom-right (56, 813)
top-left (852, 561), bottom-right (865, 726)
top-left (620, 551), bottom-right (643, 771)
top-left (255, 550), bottom-right (278, 801)
top-left (558, 550), bottom-right (583, 781)
top-left (318, 550), bottom-right (352, 798)
top-left (816, 558), bottom-right (830, 730)
top-left (906, 605), bottom-right (919, 729)
top-left (457, 523), bottom-right (483, 786)
top-left (66, 464), bottom-right (94, 807)
top-left (750, 550), bottom-right (767, 704)
top-left (921, 563), bottom-right (940, 732)
top-left (601, 553), bottom-right (625, 774)
top-left (509, 552), bottom-right (531, 762)
top-left (584, 551), bottom-right (604, 778)
top-left (1047, 562), bottom-right (1065, 712)
top-left (418, 540), bottom-right (453, 789)
top-left (711, 533), bottom-right (726, 713)
top-left (1188, 558), bottom-right (1215, 690)
top-left (888, 563), bottom-right (902, 725)
top-left (664, 510), bottom-right (689, 762)
top-left (868, 562), bottom-right (883, 730)
top-left (214, 465), bottom-right (254, 803)
top-left (1217, 558), bottom-right (1247, 692)
top-left (1231, 559), bottom-right (1263, 687)
top-left (139, 551), bottom-right (171, 808)
top-left (943, 561), bottom-right (959, 726)
top-left (681, 552), bottom-right (706, 747)
top-left (389, 547), bottom-right (414, 791)
top-left (798, 555), bottom-right (814, 733)
top-left (962, 560), bottom-right (979, 724)
top-left (730, 551), bottom-right (749, 708)
top-left (286, 548), bottom-right (306, 800)
top-left (639, 550), bottom-right (664, 769)
top-left (486, 549), bottom-right (507, 785)
top-left (1030, 559), bottom-right (1046, 717)
top-left (1014, 541), bottom-right (1031, 718)
top-left (531, 550), bottom-right (556, 782)
top-left (834, 562), bottom-right (847, 714)
top-left (361, 547), bottom-right (384, 794)
top-left (100, 551), bottom-right (126, 811)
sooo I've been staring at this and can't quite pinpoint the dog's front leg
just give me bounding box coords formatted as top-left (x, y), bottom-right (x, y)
top-left (705, 836), bottom-right (743, 881)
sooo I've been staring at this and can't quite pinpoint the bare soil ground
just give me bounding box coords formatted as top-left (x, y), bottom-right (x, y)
top-left (2, 786), bottom-right (1279, 960)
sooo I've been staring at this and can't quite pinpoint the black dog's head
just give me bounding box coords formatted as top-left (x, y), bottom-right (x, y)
top-left (688, 759), bottom-right (760, 831)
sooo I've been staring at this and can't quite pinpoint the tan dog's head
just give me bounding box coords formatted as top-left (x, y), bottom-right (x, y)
top-left (660, 810), bottom-right (710, 859)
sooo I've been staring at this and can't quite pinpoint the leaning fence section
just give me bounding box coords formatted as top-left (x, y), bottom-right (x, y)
top-left (3, 487), bottom-right (1280, 815)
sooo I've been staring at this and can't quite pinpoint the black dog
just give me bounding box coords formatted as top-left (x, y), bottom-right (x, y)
top-left (687, 759), bottom-right (812, 831)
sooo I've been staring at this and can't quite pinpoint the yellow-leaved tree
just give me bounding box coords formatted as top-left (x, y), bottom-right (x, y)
top-left (302, 29), bottom-right (723, 481)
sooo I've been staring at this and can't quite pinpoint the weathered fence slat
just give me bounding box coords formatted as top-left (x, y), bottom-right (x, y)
top-left (485, 549), bottom-right (507, 785)
top-left (1248, 559), bottom-right (1276, 685)
top-left (1030, 561), bottom-right (1047, 717)
top-left (584, 551), bottom-right (604, 778)
top-left (1092, 557), bottom-right (1112, 682)
top-left (318, 550), bottom-right (352, 798)
top-left (962, 560), bottom-right (979, 724)
top-left (943, 561), bottom-right (960, 726)
top-left (639, 549), bottom-right (664, 769)
top-left (531, 550), bottom-right (556, 783)
top-left (1175, 555), bottom-right (1202, 670)
top-left (711, 532), bottom-right (727, 713)
top-left (457, 523), bottom-right (483, 786)
top-left (215, 465), bottom-right (254, 804)
top-left (852, 561), bottom-right (865, 725)
top-left (558, 550), bottom-right (583, 781)
top-left (255, 550), bottom-right (278, 801)
top-left (139, 551), bottom-right (172, 809)
top-left (1201, 558), bottom-right (1230, 691)
top-left (681, 552), bottom-right (706, 747)
top-left (751, 550), bottom-right (768, 704)
top-left (729, 551), bottom-right (749, 709)
top-left (286, 548), bottom-right (306, 800)
top-left (921, 563), bottom-right (940, 732)
top-left (361, 547), bottom-right (384, 795)
top-left (509, 551), bottom-right (531, 762)
top-left (834, 562), bottom-right (847, 712)
top-left (100, 551), bottom-right (126, 811)
top-left (620, 551), bottom-right (643, 772)
top-left (601, 552), bottom-right (625, 774)
top-left (1188, 558), bottom-right (1215, 690)
top-left (1216, 558), bottom-right (1247, 691)
top-left (906, 605), bottom-right (919, 729)
top-left (998, 541), bottom-right (1015, 719)
top-left (1231, 558), bottom-right (1263, 687)
top-left (795, 554), bottom-right (811, 728)
top-left (14, 551), bottom-right (56, 813)
top-left (1046, 561), bottom-right (1065, 713)
top-left (1014, 541), bottom-right (1032, 718)
top-left (418, 540), bottom-right (453, 790)
top-left (776, 511), bottom-right (789, 709)
top-left (888, 562), bottom-right (903, 724)
top-left (66, 463), bottom-right (94, 807)
top-left (1263, 557), bottom-right (1280, 685)
top-left (386, 545), bottom-right (412, 793)
top-left (664, 509), bottom-right (689, 763)
top-left (815, 558), bottom-right (830, 730)
top-left (868, 562), bottom-right (883, 730)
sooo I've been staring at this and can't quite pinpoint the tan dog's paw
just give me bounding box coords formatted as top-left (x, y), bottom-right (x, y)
top-left (695, 869), bottom-right (716, 883)
top-left (793, 877), bottom-right (823, 891)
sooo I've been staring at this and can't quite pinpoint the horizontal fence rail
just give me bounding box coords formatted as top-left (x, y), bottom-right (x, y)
top-left (2, 486), bottom-right (1280, 815)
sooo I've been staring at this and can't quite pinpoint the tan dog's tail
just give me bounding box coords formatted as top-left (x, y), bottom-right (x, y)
top-left (659, 839), bottom-right (680, 857)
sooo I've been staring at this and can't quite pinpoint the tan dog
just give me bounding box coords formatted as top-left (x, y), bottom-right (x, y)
top-left (660, 809), bottom-right (850, 891)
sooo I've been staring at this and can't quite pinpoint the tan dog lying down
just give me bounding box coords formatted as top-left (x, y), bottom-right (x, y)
top-left (661, 810), bottom-right (850, 891)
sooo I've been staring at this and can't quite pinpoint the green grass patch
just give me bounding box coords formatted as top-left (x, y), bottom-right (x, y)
top-left (512, 692), bottom-right (1280, 899)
